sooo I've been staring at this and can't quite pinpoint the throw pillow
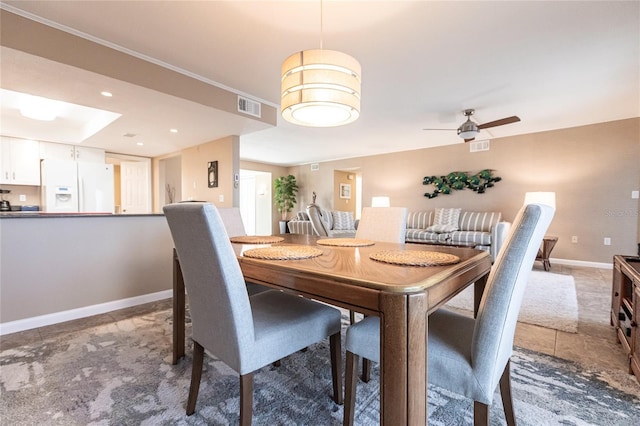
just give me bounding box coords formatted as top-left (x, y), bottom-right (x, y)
top-left (426, 224), bottom-right (459, 233)
top-left (433, 207), bottom-right (461, 230)
top-left (332, 211), bottom-right (355, 230)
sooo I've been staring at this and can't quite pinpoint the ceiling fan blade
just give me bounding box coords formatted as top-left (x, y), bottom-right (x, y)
top-left (423, 128), bottom-right (456, 131)
top-left (477, 116), bottom-right (520, 130)
top-left (464, 138), bottom-right (475, 143)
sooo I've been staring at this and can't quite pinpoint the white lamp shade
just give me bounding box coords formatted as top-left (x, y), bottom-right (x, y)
top-left (281, 49), bottom-right (361, 127)
top-left (371, 196), bottom-right (390, 207)
top-left (524, 192), bottom-right (556, 209)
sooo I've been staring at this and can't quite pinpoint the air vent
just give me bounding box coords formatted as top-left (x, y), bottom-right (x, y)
top-left (237, 96), bottom-right (261, 118)
top-left (310, 163), bottom-right (320, 171)
top-left (469, 139), bottom-right (490, 152)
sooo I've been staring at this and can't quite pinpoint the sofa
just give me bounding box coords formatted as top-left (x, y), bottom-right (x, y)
top-left (405, 208), bottom-right (510, 262)
top-left (306, 203), bottom-right (358, 238)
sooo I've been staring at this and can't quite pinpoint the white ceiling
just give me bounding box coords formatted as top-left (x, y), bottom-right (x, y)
top-left (1, 1), bottom-right (638, 166)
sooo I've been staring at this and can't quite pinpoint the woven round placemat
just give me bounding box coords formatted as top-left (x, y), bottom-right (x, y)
top-left (316, 238), bottom-right (375, 247)
top-left (243, 245), bottom-right (323, 260)
top-left (370, 250), bottom-right (460, 266)
top-left (230, 235), bottom-right (284, 244)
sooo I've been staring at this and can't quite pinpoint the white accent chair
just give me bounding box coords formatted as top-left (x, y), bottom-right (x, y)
top-left (163, 203), bottom-right (343, 423)
top-left (342, 203), bottom-right (555, 426)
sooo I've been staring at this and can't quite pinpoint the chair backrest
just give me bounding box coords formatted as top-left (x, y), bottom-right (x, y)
top-left (306, 203), bottom-right (329, 236)
top-left (163, 203), bottom-right (254, 371)
top-left (355, 207), bottom-right (408, 243)
top-left (218, 207), bottom-right (247, 237)
top-left (471, 203), bottom-right (554, 396)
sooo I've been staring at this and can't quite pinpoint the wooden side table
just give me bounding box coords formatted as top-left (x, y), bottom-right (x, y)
top-left (536, 235), bottom-right (558, 271)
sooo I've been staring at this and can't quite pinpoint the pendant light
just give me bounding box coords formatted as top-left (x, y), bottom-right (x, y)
top-left (281, 0), bottom-right (361, 127)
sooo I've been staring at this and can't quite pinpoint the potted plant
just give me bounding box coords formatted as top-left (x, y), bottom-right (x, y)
top-left (274, 174), bottom-right (298, 234)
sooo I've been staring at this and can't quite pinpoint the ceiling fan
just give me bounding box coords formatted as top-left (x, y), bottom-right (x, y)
top-left (424, 109), bottom-right (521, 142)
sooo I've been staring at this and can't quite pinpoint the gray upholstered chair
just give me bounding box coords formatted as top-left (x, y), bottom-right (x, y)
top-left (163, 203), bottom-right (343, 423)
top-left (306, 203), bottom-right (358, 238)
top-left (343, 203), bottom-right (555, 426)
top-left (355, 207), bottom-right (408, 244)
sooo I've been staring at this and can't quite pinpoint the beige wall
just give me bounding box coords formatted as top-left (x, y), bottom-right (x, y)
top-left (288, 118), bottom-right (640, 264)
top-left (181, 136), bottom-right (239, 207)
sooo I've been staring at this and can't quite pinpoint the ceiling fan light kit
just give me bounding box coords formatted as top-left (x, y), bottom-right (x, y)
top-left (281, 49), bottom-right (361, 127)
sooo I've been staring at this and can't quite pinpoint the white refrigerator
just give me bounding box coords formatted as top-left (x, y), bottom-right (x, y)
top-left (41, 160), bottom-right (115, 213)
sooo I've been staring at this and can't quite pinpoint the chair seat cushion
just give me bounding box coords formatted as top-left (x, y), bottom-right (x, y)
top-left (246, 290), bottom-right (341, 374)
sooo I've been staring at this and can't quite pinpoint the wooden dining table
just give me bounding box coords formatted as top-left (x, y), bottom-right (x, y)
top-left (171, 234), bottom-right (491, 425)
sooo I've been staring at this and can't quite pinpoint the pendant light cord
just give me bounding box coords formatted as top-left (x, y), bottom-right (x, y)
top-left (320, 0), bottom-right (323, 50)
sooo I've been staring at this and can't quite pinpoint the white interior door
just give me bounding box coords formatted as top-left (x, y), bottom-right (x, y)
top-left (120, 161), bottom-right (150, 214)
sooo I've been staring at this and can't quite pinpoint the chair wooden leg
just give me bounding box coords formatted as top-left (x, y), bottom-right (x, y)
top-left (473, 400), bottom-right (489, 426)
top-left (343, 351), bottom-right (360, 426)
top-left (361, 358), bottom-right (371, 383)
top-left (330, 332), bottom-right (343, 405)
top-left (186, 341), bottom-right (205, 415)
top-left (499, 360), bottom-right (516, 426)
top-left (349, 310), bottom-right (356, 324)
top-left (240, 373), bottom-right (253, 426)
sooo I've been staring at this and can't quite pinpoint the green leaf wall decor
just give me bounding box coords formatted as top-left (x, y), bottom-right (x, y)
top-left (423, 169), bottom-right (502, 198)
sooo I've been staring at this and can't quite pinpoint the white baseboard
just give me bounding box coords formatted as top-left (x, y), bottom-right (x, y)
top-left (550, 257), bottom-right (613, 270)
top-left (0, 290), bottom-right (172, 336)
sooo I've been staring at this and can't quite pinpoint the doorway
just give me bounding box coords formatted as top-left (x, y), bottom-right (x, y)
top-left (239, 169), bottom-right (272, 235)
top-left (106, 154), bottom-right (152, 214)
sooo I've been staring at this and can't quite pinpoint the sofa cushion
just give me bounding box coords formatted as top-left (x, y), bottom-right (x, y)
top-left (406, 229), bottom-right (450, 244)
top-left (296, 211), bottom-right (310, 221)
top-left (434, 207), bottom-right (461, 230)
top-left (407, 211), bottom-right (434, 230)
top-left (332, 211), bottom-right (355, 230)
top-left (450, 230), bottom-right (493, 246)
top-left (320, 208), bottom-right (334, 230)
top-left (427, 224), bottom-right (459, 233)
top-left (458, 211), bottom-right (502, 232)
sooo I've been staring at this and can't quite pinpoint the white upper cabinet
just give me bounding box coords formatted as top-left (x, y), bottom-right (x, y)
top-left (0, 138), bottom-right (41, 186)
top-left (40, 142), bottom-right (105, 163)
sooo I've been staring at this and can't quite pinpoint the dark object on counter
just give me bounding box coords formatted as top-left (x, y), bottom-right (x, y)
top-left (21, 205), bottom-right (40, 212)
top-left (0, 189), bottom-right (11, 211)
top-left (10, 205), bottom-right (21, 211)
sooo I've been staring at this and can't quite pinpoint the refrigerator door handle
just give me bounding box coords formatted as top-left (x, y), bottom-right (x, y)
top-left (78, 177), bottom-right (84, 212)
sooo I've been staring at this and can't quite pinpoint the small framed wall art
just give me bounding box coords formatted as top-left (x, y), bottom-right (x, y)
top-left (339, 183), bottom-right (351, 199)
top-left (208, 161), bottom-right (218, 188)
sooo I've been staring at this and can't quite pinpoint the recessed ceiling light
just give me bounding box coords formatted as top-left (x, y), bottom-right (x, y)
top-left (170, 128), bottom-right (178, 133)
top-left (101, 91), bottom-right (113, 97)
top-left (136, 142), bottom-right (144, 146)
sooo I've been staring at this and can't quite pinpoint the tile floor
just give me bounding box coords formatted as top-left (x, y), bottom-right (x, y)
top-left (0, 263), bottom-right (636, 383)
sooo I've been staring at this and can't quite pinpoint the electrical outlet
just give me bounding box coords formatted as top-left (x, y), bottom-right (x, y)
top-left (19, 194), bottom-right (26, 202)
top-left (219, 194), bottom-right (224, 202)
top-left (571, 236), bottom-right (578, 243)
top-left (604, 237), bottom-right (611, 246)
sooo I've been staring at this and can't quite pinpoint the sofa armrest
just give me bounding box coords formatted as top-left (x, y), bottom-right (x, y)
top-left (491, 221), bottom-right (511, 262)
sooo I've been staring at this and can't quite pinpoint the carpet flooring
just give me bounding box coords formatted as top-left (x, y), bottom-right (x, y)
top-left (1, 307), bottom-right (638, 425)
top-left (445, 270), bottom-right (579, 333)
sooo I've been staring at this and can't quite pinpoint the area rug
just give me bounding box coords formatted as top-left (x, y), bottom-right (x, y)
top-left (2, 307), bottom-right (638, 426)
top-left (445, 270), bottom-right (579, 333)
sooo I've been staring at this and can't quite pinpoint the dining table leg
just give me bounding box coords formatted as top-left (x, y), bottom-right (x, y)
top-left (380, 292), bottom-right (428, 425)
top-left (172, 249), bottom-right (185, 365)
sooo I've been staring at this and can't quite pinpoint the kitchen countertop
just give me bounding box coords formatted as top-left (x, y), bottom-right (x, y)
top-left (0, 212), bottom-right (164, 218)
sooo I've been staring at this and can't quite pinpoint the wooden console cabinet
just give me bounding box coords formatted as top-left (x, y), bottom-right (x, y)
top-left (611, 255), bottom-right (640, 383)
